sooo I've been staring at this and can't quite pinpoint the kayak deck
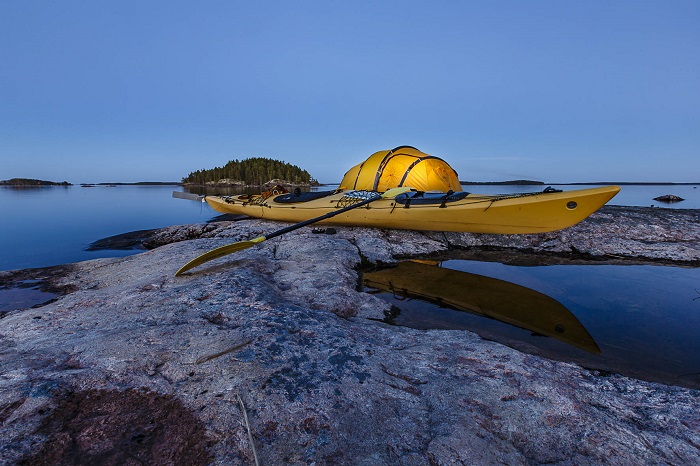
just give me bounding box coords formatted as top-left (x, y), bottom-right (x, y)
top-left (203, 186), bottom-right (621, 234)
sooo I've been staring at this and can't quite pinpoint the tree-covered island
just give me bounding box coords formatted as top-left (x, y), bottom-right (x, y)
top-left (182, 157), bottom-right (318, 187)
top-left (0, 178), bottom-right (72, 186)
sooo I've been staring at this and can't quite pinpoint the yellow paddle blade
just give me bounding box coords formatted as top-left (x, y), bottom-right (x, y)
top-left (174, 187), bottom-right (412, 276)
top-left (382, 186), bottom-right (411, 198)
top-left (175, 236), bottom-right (265, 276)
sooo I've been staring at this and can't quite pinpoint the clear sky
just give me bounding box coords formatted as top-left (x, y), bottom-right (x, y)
top-left (1, 1), bottom-right (698, 184)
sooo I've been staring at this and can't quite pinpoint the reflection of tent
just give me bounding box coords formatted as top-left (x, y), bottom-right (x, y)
top-left (339, 145), bottom-right (461, 192)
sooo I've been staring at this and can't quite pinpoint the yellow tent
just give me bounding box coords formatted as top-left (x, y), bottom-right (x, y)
top-left (339, 146), bottom-right (462, 192)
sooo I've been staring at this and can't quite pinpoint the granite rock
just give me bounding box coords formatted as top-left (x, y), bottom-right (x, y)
top-left (1, 206), bottom-right (699, 465)
top-left (141, 205), bottom-right (700, 264)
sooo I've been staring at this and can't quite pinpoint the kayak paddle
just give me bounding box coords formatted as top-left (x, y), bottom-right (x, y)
top-left (172, 191), bottom-right (205, 201)
top-left (175, 186), bottom-right (412, 276)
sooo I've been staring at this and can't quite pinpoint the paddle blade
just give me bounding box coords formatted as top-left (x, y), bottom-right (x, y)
top-left (175, 236), bottom-right (265, 276)
top-left (175, 187), bottom-right (411, 276)
top-left (172, 191), bottom-right (205, 201)
top-left (381, 187), bottom-right (412, 198)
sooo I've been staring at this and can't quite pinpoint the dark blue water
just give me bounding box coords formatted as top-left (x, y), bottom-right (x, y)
top-left (1, 183), bottom-right (698, 271)
top-left (0, 185), bottom-right (218, 271)
top-left (2, 184), bottom-right (699, 388)
top-left (370, 260), bottom-right (700, 389)
top-left (461, 183), bottom-right (700, 209)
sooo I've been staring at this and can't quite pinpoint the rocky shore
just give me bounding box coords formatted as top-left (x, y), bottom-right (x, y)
top-left (1, 205), bottom-right (699, 464)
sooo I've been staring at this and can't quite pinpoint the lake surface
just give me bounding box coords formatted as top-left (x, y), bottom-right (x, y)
top-left (366, 260), bottom-right (700, 390)
top-left (0, 185), bottom-right (218, 271)
top-left (0, 183), bottom-right (698, 271)
top-left (460, 183), bottom-right (700, 209)
top-left (1, 183), bottom-right (698, 388)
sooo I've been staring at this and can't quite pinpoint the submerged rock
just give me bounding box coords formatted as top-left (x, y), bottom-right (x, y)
top-left (1, 205), bottom-right (700, 464)
top-left (85, 228), bottom-right (158, 250)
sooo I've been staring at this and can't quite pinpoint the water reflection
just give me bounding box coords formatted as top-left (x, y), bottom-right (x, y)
top-left (0, 280), bottom-right (58, 315)
top-left (364, 259), bottom-right (700, 389)
top-left (363, 261), bottom-right (600, 354)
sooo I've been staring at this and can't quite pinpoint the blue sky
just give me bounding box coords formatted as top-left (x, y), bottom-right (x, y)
top-left (1, 1), bottom-right (698, 184)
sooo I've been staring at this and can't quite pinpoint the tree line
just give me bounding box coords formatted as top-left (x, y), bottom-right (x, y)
top-left (182, 157), bottom-right (317, 185)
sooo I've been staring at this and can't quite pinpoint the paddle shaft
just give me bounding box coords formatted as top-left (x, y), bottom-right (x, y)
top-left (262, 193), bottom-right (381, 241)
top-left (175, 187), bottom-right (410, 275)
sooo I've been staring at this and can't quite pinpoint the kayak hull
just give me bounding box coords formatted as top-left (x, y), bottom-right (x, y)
top-left (203, 186), bottom-right (620, 234)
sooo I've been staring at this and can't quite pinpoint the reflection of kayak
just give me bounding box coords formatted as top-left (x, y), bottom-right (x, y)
top-left (202, 185), bottom-right (620, 234)
top-left (363, 261), bottom-right (600, 354)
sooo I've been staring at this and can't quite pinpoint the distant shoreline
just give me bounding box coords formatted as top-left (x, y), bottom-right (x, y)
top-left (80, 182), bottom-right (182, 187)
top-left (460, 181), bottom-right (699, 186)
top-left (3, 179), bottom-right (699, 188)
top-left (459, 180), bottom-right (545, 186)
top-left (83, 181), bottom-right (700, 187)
top-left (549, 181), bottom-right (700, 186)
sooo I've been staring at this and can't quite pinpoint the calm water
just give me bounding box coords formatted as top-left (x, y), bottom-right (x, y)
top-left (461, 183), bottom-right (700, 209)
top-left (2, 183), bottom-right (699, 388)
top-left (0, 185), bottom-right (218, 271)
top-left (366, 260), bottom-right (700, 389)
top-left (0, 183), bottom-right (698, 271)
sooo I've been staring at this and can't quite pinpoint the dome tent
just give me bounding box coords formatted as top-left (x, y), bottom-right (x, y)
top-left (339, 146), bottom-right (461, 193)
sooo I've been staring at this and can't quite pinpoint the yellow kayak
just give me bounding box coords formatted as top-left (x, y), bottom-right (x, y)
top-left (202, 185), bottom-right (620, 234)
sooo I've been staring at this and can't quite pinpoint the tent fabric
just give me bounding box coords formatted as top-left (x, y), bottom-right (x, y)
top-left (339, 146), bottom-right (462, 192)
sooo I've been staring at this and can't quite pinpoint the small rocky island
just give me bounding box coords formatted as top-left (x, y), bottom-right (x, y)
top-left (654, 194), bottom-right (685, 203)
top-left (1, 205), bottom-right (699, 464)
top-left (0, 178), bottom-right (72, 186)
